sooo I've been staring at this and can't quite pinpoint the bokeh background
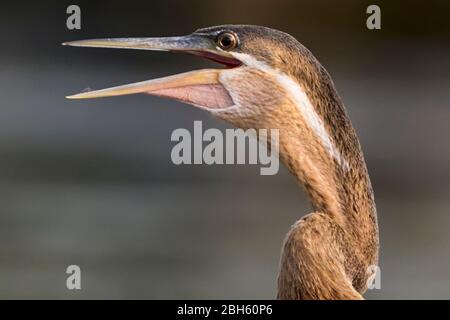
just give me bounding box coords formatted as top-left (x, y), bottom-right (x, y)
top-left (0, 0), bottom-right (449, 299)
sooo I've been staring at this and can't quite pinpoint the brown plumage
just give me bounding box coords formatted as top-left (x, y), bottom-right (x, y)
top-left (65, 24), bottom-right (379, 300)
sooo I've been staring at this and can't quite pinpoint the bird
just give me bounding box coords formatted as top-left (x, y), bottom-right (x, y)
top-left (64, 25), bottom-right (379, 300)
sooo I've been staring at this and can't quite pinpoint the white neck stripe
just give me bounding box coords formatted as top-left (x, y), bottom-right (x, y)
top-left (230, 52), bottom-right (349, 171)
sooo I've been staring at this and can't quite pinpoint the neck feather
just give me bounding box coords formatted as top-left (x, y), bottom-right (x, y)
top-left (273, 68), bottom-right (377, 233)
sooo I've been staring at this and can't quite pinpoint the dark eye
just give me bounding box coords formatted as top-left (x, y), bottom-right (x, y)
top-left (217, 32), bottom-right (238, 50)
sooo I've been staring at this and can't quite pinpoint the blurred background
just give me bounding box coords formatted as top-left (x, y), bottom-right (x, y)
top-left (0, 0), bottom-right (449, 299)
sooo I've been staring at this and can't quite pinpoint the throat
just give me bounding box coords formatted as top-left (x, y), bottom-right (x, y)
top-left (279, 134), bottom-right (344, 218)
top-left (278, 125), bottom-right (376, 229)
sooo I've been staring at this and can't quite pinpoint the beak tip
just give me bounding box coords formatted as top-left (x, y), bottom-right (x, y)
top-left (62, 41), bottom-right (82, 47)
top-left (66, 94), bottom-right (82, 99)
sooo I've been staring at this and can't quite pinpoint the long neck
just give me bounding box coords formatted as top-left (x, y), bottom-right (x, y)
top-left (273, 67), bottom-right (379, 298)
top-left (218, 49), bottom-right (379, 297)
top-left (275, 101), bottom-right (379, 297)
top-left (266, 73), bottom-right (377, 232)
top-left (230, 50), bottom-right (378, 228)
top-left (278, 106), bottom-right (377, 232)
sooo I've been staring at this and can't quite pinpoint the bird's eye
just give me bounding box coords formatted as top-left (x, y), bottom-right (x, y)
top-left (216, 32), bottom-right (238, 50)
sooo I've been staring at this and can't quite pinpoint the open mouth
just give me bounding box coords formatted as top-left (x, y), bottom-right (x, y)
top-left (188, 50), bottom-right (242, 68)
top-left (63, 36), bottom-right (243, 110)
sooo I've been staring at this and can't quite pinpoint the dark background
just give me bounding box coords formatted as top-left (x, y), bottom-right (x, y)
top-left (0, 0), bottom-right (449, 299)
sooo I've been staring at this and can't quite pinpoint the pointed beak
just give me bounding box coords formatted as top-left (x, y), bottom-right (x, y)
top-left (63, 35), bottom-right (216, 54)
top-left (63, 35), bottom-right (241, 109)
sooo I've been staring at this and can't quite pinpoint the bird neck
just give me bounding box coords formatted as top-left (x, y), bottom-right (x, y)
top-left (279, 128), bottom-right (376, 229)
top-left (274, 82), bottom-right (379, 299)
top-left (272, 77), bottom-right (378, 235)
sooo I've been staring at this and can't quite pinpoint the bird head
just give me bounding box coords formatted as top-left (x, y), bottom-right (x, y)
top-left (64, 25), bottom-right (319, 129)
top-left (64, 25), bottom-right (363, 233)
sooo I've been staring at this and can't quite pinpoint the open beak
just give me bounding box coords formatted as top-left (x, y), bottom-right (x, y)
top-left (63, 35), bottom-right (241, 109)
